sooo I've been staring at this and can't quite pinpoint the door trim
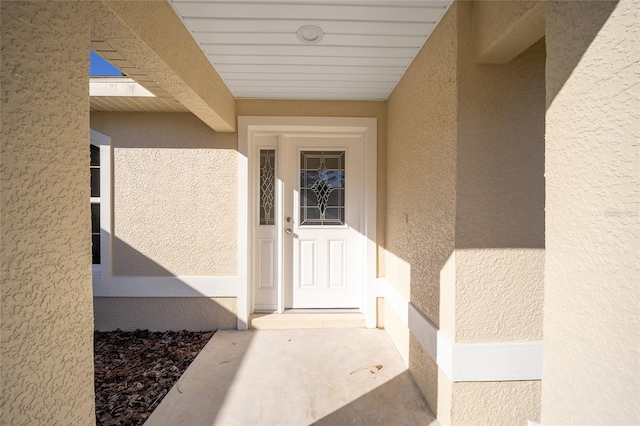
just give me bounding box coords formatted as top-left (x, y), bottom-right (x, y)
top-left (238, 116), bottom-right (377, 329)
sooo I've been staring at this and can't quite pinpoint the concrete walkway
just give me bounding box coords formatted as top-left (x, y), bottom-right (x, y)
top-left (144, 328), bottom-right (437, 426)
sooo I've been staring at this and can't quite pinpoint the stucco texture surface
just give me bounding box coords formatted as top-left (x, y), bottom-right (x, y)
top-left (450, 379), bottom-right (541, 425)
top-left (1, 2), bottom-right (95, 424)
top-left (94, 297), bottom-right (237, 331)
top-left (91, 112), bottom-right (238, 277)
top-left (455, 34), bottom-right (546, 342)
top-left (542, 1), bottom-right (640, 424)
top-left (408, 334), bottom-right (438, 415)
top-left (472, 0), bottom-right (545, 64)
top-left (384, 3), bottom-right (458, 328)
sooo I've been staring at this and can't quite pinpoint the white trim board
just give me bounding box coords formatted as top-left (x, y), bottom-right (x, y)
top-left (377, 278), bottom-right (543, 382)
top-left (93, 276), bottom-right (238, 297)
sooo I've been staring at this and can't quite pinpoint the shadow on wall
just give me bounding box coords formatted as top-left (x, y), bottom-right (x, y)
top-left (545, 1), bottom-right (618, 107)
top-left (93, 236), bottom-right (237, 332)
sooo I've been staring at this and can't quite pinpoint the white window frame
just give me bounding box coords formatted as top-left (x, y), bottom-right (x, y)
top-left (90, 129), bottom-right (111, 284)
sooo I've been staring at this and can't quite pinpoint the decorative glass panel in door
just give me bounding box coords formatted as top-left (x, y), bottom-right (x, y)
top-left (285, 137), bottom-right (362, 309)
top-left (299, 151), bottom-right (345, 226)
top-left (259, 149), bottom-right (275, 226)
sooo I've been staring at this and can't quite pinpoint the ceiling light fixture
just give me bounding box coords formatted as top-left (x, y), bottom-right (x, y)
top-left (296, 25), bottom-right (324, 45)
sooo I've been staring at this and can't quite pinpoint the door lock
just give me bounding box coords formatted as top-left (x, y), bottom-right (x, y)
top-left (285, 228), bottom-right (298, 238)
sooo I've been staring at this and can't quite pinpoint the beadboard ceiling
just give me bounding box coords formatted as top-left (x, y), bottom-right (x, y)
top-left (168, 0), bottom-right (452, 101)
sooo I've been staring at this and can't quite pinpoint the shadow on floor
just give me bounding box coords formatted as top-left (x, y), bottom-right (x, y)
top-left (312, 371), bottom-right (436, 426)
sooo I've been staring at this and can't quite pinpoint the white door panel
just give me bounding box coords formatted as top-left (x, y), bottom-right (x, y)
top-left (284, 136), bottom-right (363, 308)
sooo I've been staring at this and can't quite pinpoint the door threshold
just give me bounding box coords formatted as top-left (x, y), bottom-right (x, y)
top-left (249, 310), bottom-right (365, 330)
top-left (282, 308), bottom-right (361, 314)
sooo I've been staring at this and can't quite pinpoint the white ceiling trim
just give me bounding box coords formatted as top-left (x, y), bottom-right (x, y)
top-left (168, 0), bottom-right (453, 101)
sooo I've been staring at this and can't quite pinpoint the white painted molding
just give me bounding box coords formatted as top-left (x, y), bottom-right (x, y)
top-left (450, 341), bottom-right (543, 382)
top-left (93, 276), bottom-right (238, 298)
top-left (237, 120), bottom-right (250, 330)
top-left (408, 303), bottom-right (438, 361)
top-left (377, 278), bottom-right (543, 382)
top-left (377, 278), bottom-right (409, 326)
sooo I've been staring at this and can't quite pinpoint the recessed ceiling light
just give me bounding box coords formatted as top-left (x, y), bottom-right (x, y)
top-left (297, 25), bottom-right (324, 45)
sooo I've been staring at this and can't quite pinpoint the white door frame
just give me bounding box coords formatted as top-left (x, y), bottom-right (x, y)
top-left (238, 116), bottom-right (377, 329)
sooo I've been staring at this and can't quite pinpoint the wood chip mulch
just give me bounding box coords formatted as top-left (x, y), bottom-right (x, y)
top-left (94, 329), bottom-right (215, 426)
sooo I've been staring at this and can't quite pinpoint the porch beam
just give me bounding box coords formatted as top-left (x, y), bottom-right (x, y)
top-left (472, 0), bottom-right (545, 64)
top-left (91, 0), bottom-right (236, 132)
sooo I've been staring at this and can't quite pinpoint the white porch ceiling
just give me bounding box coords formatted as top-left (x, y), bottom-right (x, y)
top-left (168, 0), bottom-right (452, 101)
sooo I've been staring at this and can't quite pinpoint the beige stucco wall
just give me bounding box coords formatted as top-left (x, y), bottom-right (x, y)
top-left (385, 4), bottom-right (458, 418)
top-left (1, 2), bottom-right (95, 424)
top-left (455, 25), bottom-right (546, 344)
top-left (91, 112), bottom-right (237, 276)
top-left (384, 2), bottom-right (544, 423)
top-left (385, 2), bottom-right (458, 331)
top-left (409, 335), bottom-right (438, 415)
top-left (450, 378), bottom-right (542, 425)
top-left (542, 1), bottom-right (640, 424)
top-left (237, 99), bottom-right (388, 275)
top-left (94, 297), bottom-right (237, 331)
top-left (472, 0), bottom-right (545, 64)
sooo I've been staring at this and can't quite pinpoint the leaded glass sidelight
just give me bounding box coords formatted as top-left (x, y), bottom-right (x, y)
top-left (259, 149), bottom-right (276, 225)
top-left (300, 151), bottom-right (345, 226)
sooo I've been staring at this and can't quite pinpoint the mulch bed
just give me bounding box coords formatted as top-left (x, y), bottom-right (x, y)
top-left (94, 329), bottom-right (215, 426)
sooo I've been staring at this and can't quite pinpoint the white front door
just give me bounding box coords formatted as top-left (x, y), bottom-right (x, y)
top-left (283, 136), bottom-right (363, 308)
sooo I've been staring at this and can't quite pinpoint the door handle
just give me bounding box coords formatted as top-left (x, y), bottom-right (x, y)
top-left (285, 228), bottom-right (298, 238)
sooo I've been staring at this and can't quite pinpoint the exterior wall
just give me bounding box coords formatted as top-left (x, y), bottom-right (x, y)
top-left (455, 29), bottom-right (546, 345)
top-left (450, 379), bottom-right (541, 425)
top-left (409, 335), bottom-right (438, 415)
top-left (453, 4), bottom-right (545, 422)
top-left (472, 0), bottom-right (545, 63)
top-left (94, 297), bottom-right (237, 331)
top-left (237, 99), bottom-right (388, 275)
top-left (385, 3), bottom-right (458, 418)
top-left (384, 2), bottom-right (545, 424)
top-left (0, 2), bottom-right (95, 424)
top-left (543, 1), bottom-right (640, 424)
top-left (90, 112), bottom-right (237, 277)
top-left (385, 2), bottom-right (459, 331)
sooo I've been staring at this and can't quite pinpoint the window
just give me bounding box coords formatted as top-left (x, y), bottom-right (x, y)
top-left (90, 144), bottom-right (100, 264)
top-left (259, 149), bottom-right (276, 226)
top-left (90, 129), bottom-right (110, 271)
top-left (299, 150), bottom-right (346, 226)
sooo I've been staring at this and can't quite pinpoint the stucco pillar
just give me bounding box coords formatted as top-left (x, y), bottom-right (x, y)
top-left (1, 2), bottom-right (95, 424)
top-left (543, 1), bottom-right (639, 424)
top-left (432, 3), bottom-right (546, 424)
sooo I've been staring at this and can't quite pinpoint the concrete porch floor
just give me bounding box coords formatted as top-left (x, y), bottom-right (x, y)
top-left (144, 328), bottom-right (437, 426)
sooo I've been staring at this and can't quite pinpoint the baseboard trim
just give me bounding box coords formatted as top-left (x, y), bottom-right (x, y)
top-left (377, 278), bottom-right (543, 382)
top-left (93, 274), bottom-right (238, 297)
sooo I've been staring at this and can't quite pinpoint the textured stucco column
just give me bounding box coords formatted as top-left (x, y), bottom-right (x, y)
top-left (543, 1), bottom-right (640, 424)
top-left (385, 2), bottom-right (546, 424)
top-left (1, 2), bottom-right (95, 424)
